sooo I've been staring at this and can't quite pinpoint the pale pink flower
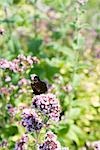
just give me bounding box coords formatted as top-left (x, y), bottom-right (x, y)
top-left (32, 94), bottom-right (60, 121)
top-left (38, 131), bottom-right (61, 150)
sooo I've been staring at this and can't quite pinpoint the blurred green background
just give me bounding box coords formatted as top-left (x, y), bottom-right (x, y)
top-left (0, 0), bottom-right (100, 149)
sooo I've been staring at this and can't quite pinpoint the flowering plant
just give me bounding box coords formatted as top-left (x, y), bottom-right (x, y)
top-left (0, 0), bottom-right (99, 149)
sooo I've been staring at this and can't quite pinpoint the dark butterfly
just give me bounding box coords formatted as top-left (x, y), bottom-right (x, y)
top-left (31, 75), bottom-right (48, 95)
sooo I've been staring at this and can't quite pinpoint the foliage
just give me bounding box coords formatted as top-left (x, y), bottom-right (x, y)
top-left (0, 0), bottom-right (100, 149)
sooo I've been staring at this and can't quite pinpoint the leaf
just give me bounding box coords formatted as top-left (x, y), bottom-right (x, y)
top-left (67, 129), bottom-right (79, 145)
top-left (71, 124), bottom-right (86, 139)
top-left (3, 125), bottom-right (18, 137)
top-left (27, 38), bottom-right (43, 55)
top-left (72, 73), bottom-right (81, 88)
top-left (77, 33), bottom-right (85, 49)
top-left (67, 108), bottom-right (81, 119)
top-left (58, 123), bottom-right (70, 135)
top-left (31, 59), bottom-right (59, 80)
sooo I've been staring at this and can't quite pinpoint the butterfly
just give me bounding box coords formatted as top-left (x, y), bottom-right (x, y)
top-left (31, 75), bottom-right (48, 95)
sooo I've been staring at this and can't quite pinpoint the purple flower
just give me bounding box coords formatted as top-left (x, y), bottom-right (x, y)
top-left (0, 86), bottom-right (15, 96)
top-left (18, 78), bottom-right (30, 86)
top-left (86, 141), bottom-right (100, 150)
top-left (0, 59), bottom-right (10, 69)
top-left (17, 54), bottom-right (39, 65)
top-left (21, 108), bottom-right (43, 132)
top-left (9, 61), bottom-right (19, 73)
top-left (5, 76), bottom-right (11, 82)
top-left (0, 140), bottom-right (7, 148)
top-left (17, 54), bottom-right (26, 61)
top-left (38, 131), bottom-right (61, 150)
top-left (6, 104), bottom-right (17, 116)
top-left (14, 134), bottom-right (28, 150)
top-left (0, 55), bottom-right (39, 73)
top-left (32, 94), bottom-right (60, 122)
top-left (0, 87), bottom-right (10, 95)
top-left (26, 56), bottom-right (34, 65)
top-left (92, 141), bottom-right (100, 150)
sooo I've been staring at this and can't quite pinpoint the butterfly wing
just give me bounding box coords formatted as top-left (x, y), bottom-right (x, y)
top-left (31, 80), bottom-right (47, 95)
top-left (39, 81), bottom-right (48, 94)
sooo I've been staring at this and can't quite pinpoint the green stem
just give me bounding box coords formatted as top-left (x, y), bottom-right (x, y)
top-left (33, 131), bottom-right (40, 150)
top-left (4, 6), bottom-right (12, 39)
top-left (31, 0), bottom-right (38, 38)
top-left (69, 3), bottom-right (81, 109)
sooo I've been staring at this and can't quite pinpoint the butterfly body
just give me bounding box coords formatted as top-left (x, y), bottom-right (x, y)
top-left (59, 110), bottom-right (65, 121)
top-left (31, 75), bottom-right (48, 95)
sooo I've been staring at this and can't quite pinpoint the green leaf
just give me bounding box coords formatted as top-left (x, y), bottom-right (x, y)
top-left (67, 129), bottom-right (79, 145)
top-left (58, 123), bottom-right (70, 135)
top-left (3, 125), bottom-right (18, 137)
top-left (67, 108), bottom-right (81, 119)
top-left (27, 38), bottom-right (43, 55)
top-left (72, 73), bottom-right (81, 88)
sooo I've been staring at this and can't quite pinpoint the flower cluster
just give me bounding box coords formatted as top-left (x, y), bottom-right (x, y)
top-left (92, 141), bottom-right (100, 150)
top-left (86, 141), bottom-right (100, 150)
top-left (32, 94), bottom-right (60, 122)
top-left (0, 84), bottom-right (16, 96)
top-left (0, 140), bottom-right (7, 148)
top-left (0, 87), bottom-right (13, 96)
top-left (18, 78), bottom-right (30, 86)
top-left (0, 54), bottom-right (39, 73)
top-left (38, 131), bottom-right (61, 150)
top-left (21, 108), bottom-right (43, 132)
top-left (14, 134), bottom-right (28, 150)
top-left (6, 104), bottom-right (17, 116)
